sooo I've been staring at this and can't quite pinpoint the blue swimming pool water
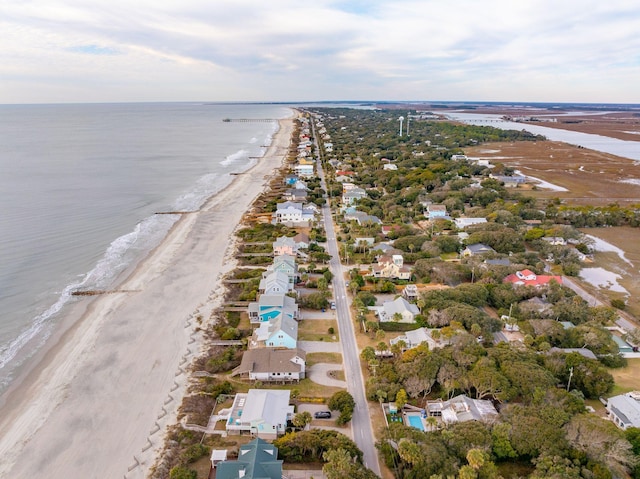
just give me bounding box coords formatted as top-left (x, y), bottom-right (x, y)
top-left (407, 415), bottom-right (425, 431)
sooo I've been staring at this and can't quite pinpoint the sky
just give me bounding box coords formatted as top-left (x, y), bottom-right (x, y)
top-left (1, 0), bottom-right (639, 104)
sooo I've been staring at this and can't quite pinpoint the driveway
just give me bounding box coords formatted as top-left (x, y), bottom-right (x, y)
top-left (299, 340), bottom-right (342, 353)
top-left (308, 363), bottom-right (347, 388)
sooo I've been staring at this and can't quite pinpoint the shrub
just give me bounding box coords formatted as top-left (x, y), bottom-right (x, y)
top-left (611, 298), bottom-right (626, 310)
top-left (181, 443), bottom-right (209, 463)
top-left (169, 466), bottom-right (197, 479)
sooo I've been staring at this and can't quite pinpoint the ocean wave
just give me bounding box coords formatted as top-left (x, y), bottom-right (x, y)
top-left (220, 149), bottom-right (249, 167)
top-left (0, 213), bottom-right (176, 381)
top-left (172, 172), bottom-right (233, 211)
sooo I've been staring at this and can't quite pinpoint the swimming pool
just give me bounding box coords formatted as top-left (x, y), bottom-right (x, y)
top-left (407, 415), bottom-right (425, 431)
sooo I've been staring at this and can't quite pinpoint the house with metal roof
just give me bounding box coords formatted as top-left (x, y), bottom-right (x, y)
top-left (247, 293), bottom-right (298, 324)
top-left (378, 297), bottom-right (420, 323)
top-left (225, 390), bottom-right (294, 439)
top-left (214, 438), bottom-right (283, 478)
top-left (426, 394), bottom-right (498, 425)
top-left (607, 392), bottom-right (640, 430)
top-left (258, 271), bottom-right (293, 295)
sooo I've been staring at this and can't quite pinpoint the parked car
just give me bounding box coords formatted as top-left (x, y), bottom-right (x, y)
top-left (314, 411), bottom-right (332, 419)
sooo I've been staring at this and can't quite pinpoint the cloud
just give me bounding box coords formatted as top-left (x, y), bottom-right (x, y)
top-left (66, 44), bottom-right (120, 55)
top-left (0, 0), bottom-right (638, 103)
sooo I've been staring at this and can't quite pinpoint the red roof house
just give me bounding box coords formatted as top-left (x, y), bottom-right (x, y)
top-left (504, 269), bottom-right (563, 287)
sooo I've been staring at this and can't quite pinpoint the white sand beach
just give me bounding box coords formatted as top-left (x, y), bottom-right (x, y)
top-left (0, 116), bottom-right (295, 478)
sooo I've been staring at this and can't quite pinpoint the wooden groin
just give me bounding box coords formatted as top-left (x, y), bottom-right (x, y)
top-left (154, 211), bottom-right (197, 215)
top-left (71, 289), bottom-right (140, 296)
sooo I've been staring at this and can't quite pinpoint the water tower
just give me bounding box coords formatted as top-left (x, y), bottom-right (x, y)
top-left (398, 116), bottom-right (404, 136)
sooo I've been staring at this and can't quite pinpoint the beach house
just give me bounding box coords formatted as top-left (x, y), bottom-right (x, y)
top-left (267, 254), bottom-right (298, 285)
top-left (232, 348), bottom-right (306, 382)
top-left (225, 390), bottom-right (294, 438)
top-left (213, 438), bottom-right (283, 479)
top-left (248, 293), bottom-right (298, 324)
top-left (250, 314), bottom-right (298, 349)
top-left (258, 271), bottom-right (293, 295)
top-left (272, 236), bottom-right (297, 256)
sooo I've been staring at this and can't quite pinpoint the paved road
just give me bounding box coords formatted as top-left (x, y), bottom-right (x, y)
top-left (313, 135), bottom-right (381, 475)
top-left (562, 276), bottom-right (638, 332)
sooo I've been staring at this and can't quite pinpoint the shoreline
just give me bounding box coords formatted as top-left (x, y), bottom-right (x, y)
top-left (0, 113), bottom-right (296, 478)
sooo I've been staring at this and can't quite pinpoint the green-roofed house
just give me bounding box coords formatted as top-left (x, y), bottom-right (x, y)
top-left (214, 438), bottom-right (283, 479)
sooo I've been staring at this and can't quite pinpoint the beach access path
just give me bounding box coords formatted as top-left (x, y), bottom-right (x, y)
top-left (0, 115), bottom-right (295, 479)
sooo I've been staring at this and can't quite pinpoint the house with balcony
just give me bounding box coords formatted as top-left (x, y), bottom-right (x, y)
top-left (371, 254), bottom-right (412, 280)
top-left (225, 390), bottom-right (294, 439)
top-left (267, 254), bottom-right (298, 285)
top-left (248, 293), bottom-right (298, 324)
top-left (259, 271), bottom-right (293, 295)
top-left (250, 314), bottom-right (298, 349)
top-left (232, 348), bottom-right (306, 382)
top-left (272, 236), bottom-right (297, 256)
top-left (390, 327), bottom-right (447, 351)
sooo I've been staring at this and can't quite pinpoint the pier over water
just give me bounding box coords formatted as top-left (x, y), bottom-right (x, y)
top-left (222, 118), bottom-right (276, 122)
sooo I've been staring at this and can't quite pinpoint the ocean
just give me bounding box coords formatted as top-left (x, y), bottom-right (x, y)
top-left (0, 102), bottom-right (291, 392)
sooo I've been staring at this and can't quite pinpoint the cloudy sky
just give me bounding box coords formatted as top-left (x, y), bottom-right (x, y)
top-left (1, 0), bottom-right (639, 104)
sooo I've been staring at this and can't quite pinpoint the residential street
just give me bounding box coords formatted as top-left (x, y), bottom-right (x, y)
top-left (316, 156), bottom-right (382, 476)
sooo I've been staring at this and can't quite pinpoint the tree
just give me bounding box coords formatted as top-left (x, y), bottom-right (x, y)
top-left (397, 438), bottom-right (423, 465)
top-left (565, 413), bottom-right (637, 475)
top-left (323, 448), bottom-right (353, 479)
top-left (293, 411), bottom-right (312, 430)
top-left (395, 388), bottom-right (408, 409)
top-left (329, 391), bottom-right (355, 425)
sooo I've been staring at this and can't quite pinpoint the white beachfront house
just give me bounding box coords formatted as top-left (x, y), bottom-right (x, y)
top-left (225, 389), bottom-right (294, 439)
top-left (232, 348), bottom-right (306, 382)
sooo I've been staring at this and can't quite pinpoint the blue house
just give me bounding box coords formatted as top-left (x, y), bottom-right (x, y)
top-left (248, 294), bottom-right (298, 324)
top-left (251, 314), bottom-right (298, 349)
